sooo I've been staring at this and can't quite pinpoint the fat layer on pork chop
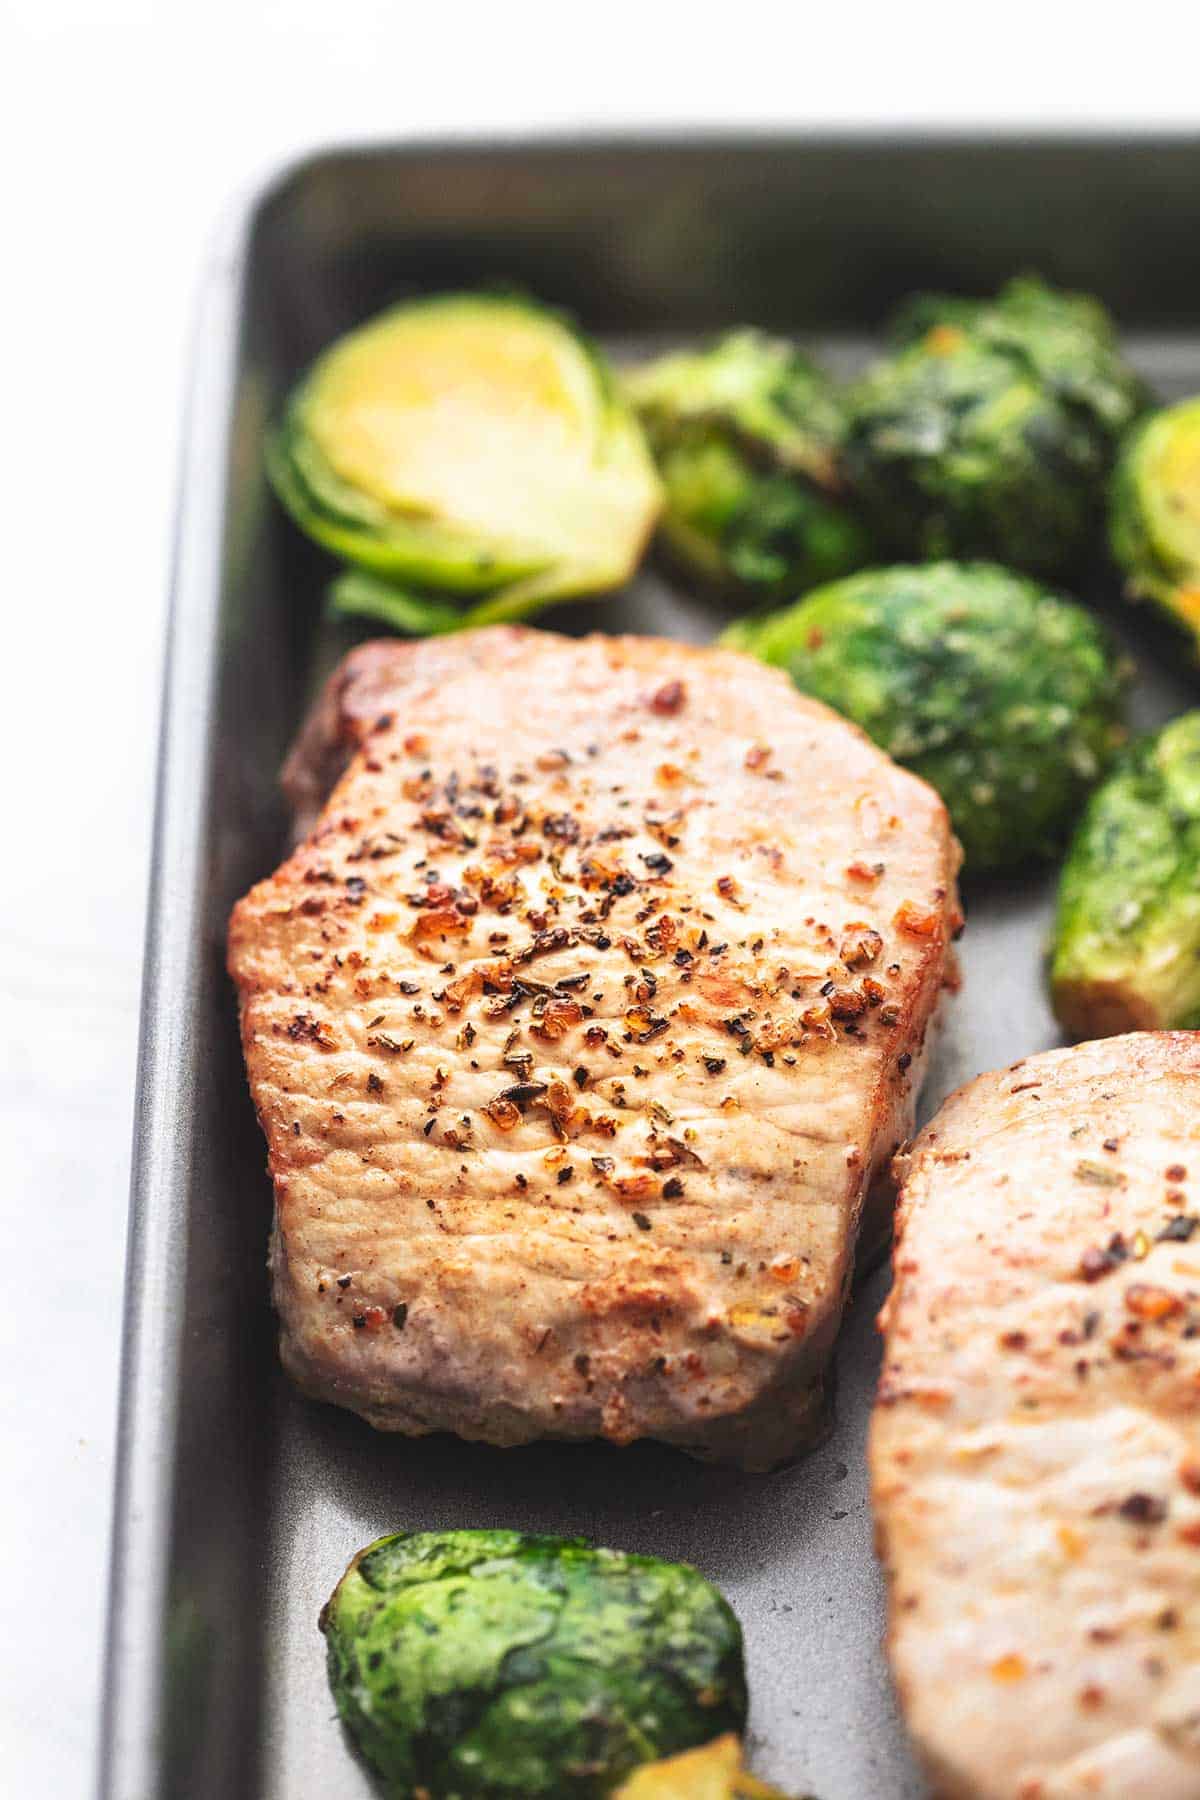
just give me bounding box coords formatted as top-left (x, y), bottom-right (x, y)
top-left (229, 626), bottom-right (959, 1468)
top-left (873, 1031), bottom-right (1200, 1797)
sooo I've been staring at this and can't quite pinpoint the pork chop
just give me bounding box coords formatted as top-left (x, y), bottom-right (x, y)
top-left (229, 626), bottom-right (959, 1468)
top-left (872, 1031), bottom-right (1200, 1797)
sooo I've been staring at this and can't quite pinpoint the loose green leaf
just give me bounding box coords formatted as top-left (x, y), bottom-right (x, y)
top-left (330, 571), bottom-right (467, 636)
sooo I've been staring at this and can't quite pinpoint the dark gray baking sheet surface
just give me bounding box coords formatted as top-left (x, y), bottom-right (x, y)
top-left (100, 136), bottom-right (1200, 1800)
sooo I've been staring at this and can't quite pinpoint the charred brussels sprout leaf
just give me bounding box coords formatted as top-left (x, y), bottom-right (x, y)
top-left (887, 275), bottom-right (1124, 357)
top-left (626, 331), bottom-right (871, 602)
top-left (845, 276), bottom-right (1147, 578)
top-left (1110, 396), bottom-right (1200, 657)
top-left (724, 562), bottom-right (1129, 870)
top-left (1051, 711), bottom-right (1200, 1037)
top-left (321, 1529), bottom-right (748, 1798)
top-left (268, 293), bottom-right (662, 632)
top-left (614, 1735), bottom-right (796, 1798)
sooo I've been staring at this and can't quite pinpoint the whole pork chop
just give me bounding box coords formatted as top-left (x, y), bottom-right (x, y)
top-left (229, 627), bottom-right (959, 1468)
top-left (872, 1031), bottom-right (1200, 1797)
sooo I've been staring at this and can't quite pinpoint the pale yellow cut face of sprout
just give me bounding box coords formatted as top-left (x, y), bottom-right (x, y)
top-left (614, 1734), bottom-right (792, 1798)
top-left (308, 302), bottom-right (627, 564)
top-left (1155, 424), bottom-right (1200, 593)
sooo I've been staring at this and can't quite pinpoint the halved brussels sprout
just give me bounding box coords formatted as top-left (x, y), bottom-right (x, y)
top-left (320, 1529), bottom-right (747, 1798)
top-left (625, 330), bottom-right (871, 603)
top-left (844, 276), bottom-right (1147, 578)
top-left (725, 562), bottom-right (1129, 871)
top-left (614, 1735), bottom-right (794, 1799)
top-left (1110, 396), bottom-right (1200, 656)
top-left (269, 293), bottom-right (662, 631)
top-left (1051, 710), bottom-right (1200, 1037)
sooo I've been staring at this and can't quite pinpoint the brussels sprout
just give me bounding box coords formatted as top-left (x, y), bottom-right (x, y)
top-left (1051, 711), bottom-right (1200, 1037)
top-left (614, 1736), bottom-right (793, 1799)
top-left (321, 1529), bottom-right (747, 1799)
top-left (625, 331), bottom-right (871, 602)
top-left (844, 276), bottom-right (1147, 578)
top-left (269, 293), bottom-right (662, 631)
top-left (724, 562), bottom-right (1129, 870)
top-left (1110, 396), bottom-right (1200, 656)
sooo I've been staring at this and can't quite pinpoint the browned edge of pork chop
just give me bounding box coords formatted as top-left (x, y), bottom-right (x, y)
top-left (229, 626), bottom-right (961, 1468)
top-left (872, 1031), bottom-right (1200, 1798)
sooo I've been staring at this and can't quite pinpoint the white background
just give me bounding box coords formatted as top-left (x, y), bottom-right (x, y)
top-left (3, 5), bottom-right (1197, 1792)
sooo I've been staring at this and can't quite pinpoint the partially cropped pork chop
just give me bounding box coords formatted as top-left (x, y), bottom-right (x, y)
top-left (229, 626), bottom-right (959, 1468)
top-left (872, 1032), bottom-right (1200, 1798)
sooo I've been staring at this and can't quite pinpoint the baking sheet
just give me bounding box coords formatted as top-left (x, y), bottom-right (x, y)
top-left (100, 136), bottom-right (1200, 1800)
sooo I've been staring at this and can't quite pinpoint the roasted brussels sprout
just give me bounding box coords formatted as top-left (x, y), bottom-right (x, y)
top-left (614, 1736), bottom-right (792, 1799)
top-left (269, 293), bottom-right (662, 631)
top-left (724, 562), bottom-right (1128, 870)
top-left (1110, 396), bottom-right (1200, 657)
top-left (1051, 710), bottom-right (1200, 1037)
top-left (844, 276), bottom-right (1147, 577)
top-left (625, 330), bottom-right (871, 602)
top-left (321, 1529), bottom-right (747, 1799)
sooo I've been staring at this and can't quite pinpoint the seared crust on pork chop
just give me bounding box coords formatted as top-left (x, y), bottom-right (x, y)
top-left (872, 1031), bottom-right (1200, 1797)
top-left (229, 626), bottom-right (959, 1467)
